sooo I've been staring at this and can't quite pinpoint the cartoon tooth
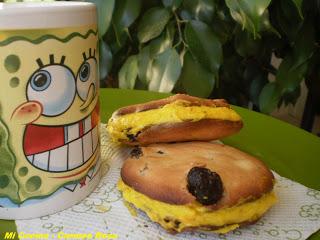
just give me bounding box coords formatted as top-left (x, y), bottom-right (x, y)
top-left (0, 28), bottom-right (100, 204)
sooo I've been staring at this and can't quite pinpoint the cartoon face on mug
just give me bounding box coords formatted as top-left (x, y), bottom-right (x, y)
top-left (0, 31), bottom-right (99, 203)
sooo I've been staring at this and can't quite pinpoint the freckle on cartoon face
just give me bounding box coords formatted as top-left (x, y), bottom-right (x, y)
top-left (0, 33), bottom-right (99, 203)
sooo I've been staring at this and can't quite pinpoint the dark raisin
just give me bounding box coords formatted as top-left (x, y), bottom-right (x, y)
top-left (187, 167), bottom-right (223, 205)
top-left (174, 220), bottom-right (181, 228)
top-left (130, 146), bottom-right (143, 159)
top-left (126, 133), bottom-right (136, 142)
top-left (157, 150), bottom-right (164, 154)
top-left (126, 131), bottom-right (142, 142)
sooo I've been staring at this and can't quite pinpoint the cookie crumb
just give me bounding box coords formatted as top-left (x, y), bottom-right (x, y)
top-left (130, 147), bottom-right (143, 159)
top-left (139, 163), bottom-right (149, 175)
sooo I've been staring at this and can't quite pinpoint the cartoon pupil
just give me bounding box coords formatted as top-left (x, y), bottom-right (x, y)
top-left (77, 50), bottom-right (98, 101)
top-left (27, 62), bottom-right (76, 116)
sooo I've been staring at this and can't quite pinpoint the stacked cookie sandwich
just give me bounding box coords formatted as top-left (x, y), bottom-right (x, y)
top-left (107, 94), bottom-right (276, 234)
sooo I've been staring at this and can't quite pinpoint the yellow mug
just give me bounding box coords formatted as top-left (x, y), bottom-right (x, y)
top-left (0, 2), bottom-right (101, 219)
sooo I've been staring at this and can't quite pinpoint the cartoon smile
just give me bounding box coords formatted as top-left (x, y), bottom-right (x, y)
top-left (23, 104), bottom-right (99, 172)
top-left (0, 27), bottom-right (100, 204)
top-left (13, 52), bottom-right (100, 174)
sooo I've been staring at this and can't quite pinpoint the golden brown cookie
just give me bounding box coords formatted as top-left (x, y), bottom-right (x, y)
top-left (118, 142), bottom-right (276, 233)
top-left (107, 94), bottom-right (243, 145)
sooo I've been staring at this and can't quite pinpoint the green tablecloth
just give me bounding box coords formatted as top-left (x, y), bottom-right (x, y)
top-left (1, 88), bottom-right (319, 239)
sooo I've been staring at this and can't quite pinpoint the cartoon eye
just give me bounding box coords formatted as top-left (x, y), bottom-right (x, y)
top-left (79, 62), bottom-right (90, 82)
top-left (77, 57), bottom-right (98, 101)
top-left (27, 64), bottom-right (76, 116)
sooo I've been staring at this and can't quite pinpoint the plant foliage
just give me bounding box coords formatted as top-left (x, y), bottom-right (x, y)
top-left (5, 0), bottom-right (319, 113)
top-left (95, 0), bottom-right (320, 114)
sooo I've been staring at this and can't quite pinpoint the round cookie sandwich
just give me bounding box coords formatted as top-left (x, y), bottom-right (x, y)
top-left (107, 94), bottom-right (243, 145)
top-left (118, 142), bottom-right (276, 234)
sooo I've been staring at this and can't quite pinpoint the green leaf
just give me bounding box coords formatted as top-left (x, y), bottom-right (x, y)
top-left (180, 0), bottom-right (215, 23)
top-left (276, 23), bottom-right (315, 92)
top-left (225, 0), bottom-right (272, 37)
top-left (138, 7), bottom-right (171, 43)
top-left (259, 10), bottom-right (280, 36)
top-left (234, 26), bottom-right (262, 57)
top-left (282, 85), bottom-right (301, 106)
top-left (118, 55), bottom-right (139, 89)
top-left (165, 20), bottom-right (176, 44)
top-left (290, 24), bottom-right (315, 71)
top-left (113, 0), bottom-right (141, 33)
top-left (180, 52), bottom-right (215, 97)
top-left (249, 74), bottom-right (268, 107)
top-left (149, 36), bottom-right (171, 58)
top-left (270, 0), bottom-right (303, 41)
top-left (138, 46), bottom-right (154, 85)
top-left (87, 0), bottom-right (115, 38)
top-left (185, 20), bottom-right (222, 75)
top-left (109, 26), bottom-right (128, 52)
top-left (211, 7), bottom-right (235, 44)
top-left (290, 0), bottom-right (303, 18)
top-left (162, 0), bottom-right (182, 10)
top-left (259, 82), bottom-right (281, 114)
top-left (99, 41), bottom-right (113, 80)
top-left (138, 23), bottom-right (175, 86)
top-left (148, 48), bottom-right (181, 92)
top-left (276, 54), bottom-right (309, 93)
top-left (149, 23), bottom-right (175, 57)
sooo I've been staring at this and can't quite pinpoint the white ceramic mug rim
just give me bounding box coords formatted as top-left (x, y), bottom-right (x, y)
top-left (0, 2), bottom-right (97, 29)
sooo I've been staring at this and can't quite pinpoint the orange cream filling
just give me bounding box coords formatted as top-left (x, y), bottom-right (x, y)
top-left (118, 180), bottom-right (277, 233)
top-left (107, 100), bottom-right (241, 142)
